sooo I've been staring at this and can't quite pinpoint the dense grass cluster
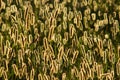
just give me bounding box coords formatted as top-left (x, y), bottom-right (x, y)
top-left (0, 0), bottom-right (120, 80)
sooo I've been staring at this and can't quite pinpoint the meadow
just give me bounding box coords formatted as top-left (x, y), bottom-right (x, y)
top-left (0, 0), bottom-right (120, 80)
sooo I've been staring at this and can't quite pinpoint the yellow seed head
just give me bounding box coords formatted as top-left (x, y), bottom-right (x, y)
top-left (12, 64), bottom-right (19, 76)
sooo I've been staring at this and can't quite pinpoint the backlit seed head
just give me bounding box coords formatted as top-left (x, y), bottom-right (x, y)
top-left (40, 22), bottom-right (45, 33)
top-left (18, 68), bottom-right (24, 79)
top-left (113, 20), bottom-right (119, 33)
top-left (113, 12), bottom-right (116, 18)
top-left (69, 24), bottom-right (75, 38)
top-left (111, 53), bottom-right (115, 64)
top-left (18, 49), bottom-right (24, 63)
top-left (63, 6), bottom-right (67, 14)
top-left (103, 13), bottom-right (108, 19)
top-left (7, 0), bottom-right (13, 6)
top-left (72, 50), bottom-right (79, 64)
top-left (48, 45), bottom-right (54, 55)
top-left (84, 10), bottom-right (88, 16)
top-left (116, 58), bottom-right (120, 76)
top-left (98, 20), bottom-right (104, 27)
top-left (0, 16), bottom-right (2, 25)
top-left (52, 18), bottom-right (57, 26)
top-left (72, 0), bottom-right (77, 8)
top-left (57, 34), bottom-right (62, 42)
top-left (2, 23), bottom-right (7, 32)
top-left (118, 11), bottom-right (120, 19)
top-left (28, 34), bottom-right (33, 44)
top-left (80, 45), bottom-right (86, 56)
top-left (30, 68), bottom-right (35, 80)
top-left (87, 7), bottom-right (91, 15)
top-left (88, 0), bottom-right (92, 5)
top-left (0, 67), bottom-right (5, 77)
top-left (30, 13), bottom-right (35, 25)
top-left (117, 45), bottom-right (120, 58)
top-left (6, 47), bottom-right (12, 60)
top-left (105, 34), bottom-right (109, 39)
top-left (77, 11), bottom-right (82, 20)
top-left (94, 23), bottom-right (99, 32)
top-left (63, 38), bottom-right (67, 45)
top-left (12, 64), bottom-right (19, 76)
top-left (62, 73), bottom-right (66, 80)
top-left (43, 74), bottom-right (49, 80)
top-left (68, 11), bottom-right (74, 21)
top-left (25, 73), bottom-right (29, 80)
top-left (87, 15), bottom-right (91, 21)
top-left (10, 5), bottom-right (18, 13)
top-left (0, 0), bottom-right (5, 10)
top-left (93, 0), bottom-right (98, 12)
top-left (98, 10), bottom-right (101, 17)
top-left (74, 17), bottom-right (77, 24)
top-left (78, 70), bottom-right (85, 80)
top-left (22, 62), bottom-right (27, 74)
top-left (91, 13), bottom-right (96, 21)
top-left (78, 20), bottom-right (83, 31)
top-left (103, 19), bottom-right (108, 25)
top-left (48, 25), bottom-right (55, 41)
top-left (34, 0), bottom-right (40, 8)
top-left (83, 16), bottom-right (89, 28)
top-left (34, 28), bottom-right (38, 34)
top-left (63, 21), bottom-right (67, 30)
top-left (58, 45), bottom-right (64, 60)
top-left (57, 24), bottom-right (62, 33)
top-left (3, 71), bottom-right (8, 80)
top-left (83, 0), bottom-right (87, 6)
top-left (109, 14), bottom-right (114, 24)
top-left (38, 73), bottom-right (43, 80)
top-left (6, 40), bottom-right (10, 48)
top-left (87, 37), bottom-right (93, 47)
top-left (43, 37), bottom-right (49, 50)
top-left (108, 39), bottom-right (112, 51)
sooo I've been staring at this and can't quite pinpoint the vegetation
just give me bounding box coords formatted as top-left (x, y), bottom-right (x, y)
top-left (0, 0), bottom-right (120, 80)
